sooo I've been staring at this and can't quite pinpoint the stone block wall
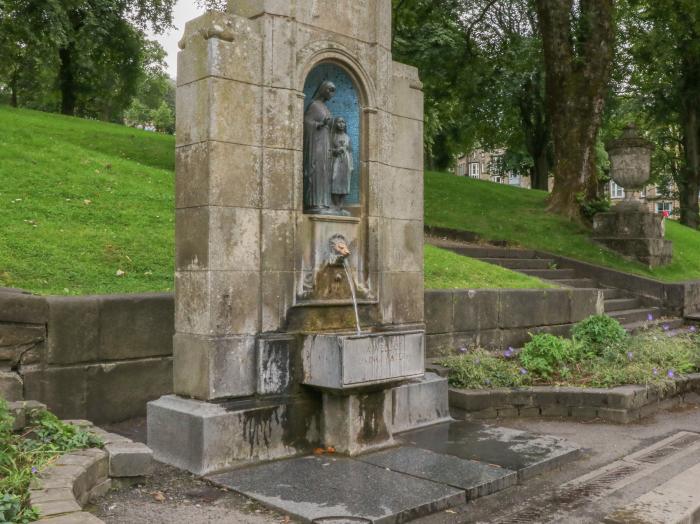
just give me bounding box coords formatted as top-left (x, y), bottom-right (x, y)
top-left (0, 289), bottom-right (173, 423)
top-left (425, 288), bottom-right (604, 357)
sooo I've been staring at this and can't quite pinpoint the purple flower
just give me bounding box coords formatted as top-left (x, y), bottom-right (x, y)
top-left (668, 369), bottom-right (675, 378)
top-left (627, 351), bottom-right (634, 361)
top-left (663, 324), bottom-right (670, 331)
top-left (647, 313), bottom-right (654, 321)
top-left (503, 348), bottom-right (514, 359)
top-left (519, 368), bottom-right (528, 375)
top-left (458, 347), bottom-right (468, 354)
top-left (690, 326), bottom-right (697, 333)
top-left (652, 368), bottom-right (659, 376)
top-left (31, 467), bottom-right (38, 474)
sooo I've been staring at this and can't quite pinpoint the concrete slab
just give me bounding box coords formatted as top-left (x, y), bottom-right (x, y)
top-left (208, 455), bottom-right (465, 524)
top-left (398, 420), bottom-right (581, 480)
top-left (358, 446), bottom-right (517, 499)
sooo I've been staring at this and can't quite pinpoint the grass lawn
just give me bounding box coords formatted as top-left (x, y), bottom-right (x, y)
top-left (424, 244), bottom-right (552, 289)
top-left (425, 171), bottom-right (700, 282)
top-left (1, 106), bottom-right (536, 294)
top-left (0, 105), bottom-right (175, 295)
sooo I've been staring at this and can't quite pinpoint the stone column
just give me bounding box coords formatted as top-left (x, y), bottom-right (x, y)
top-left (173, 13), bottom-right (264, 400)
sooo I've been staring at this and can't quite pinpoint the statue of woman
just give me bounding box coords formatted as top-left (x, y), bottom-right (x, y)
top-left (330, 117), bottom-right (353, 216)
top-left (303, 81), bottom-right (336, 214)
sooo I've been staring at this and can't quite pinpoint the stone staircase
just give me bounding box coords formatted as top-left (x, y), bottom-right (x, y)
top-left (434, 241), bottom-right (688, 334)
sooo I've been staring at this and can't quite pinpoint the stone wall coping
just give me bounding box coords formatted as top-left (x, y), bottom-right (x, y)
top-left (448, 373), bottom-right (700, 423)
top-left (9, 408), bottom-right (152, 523)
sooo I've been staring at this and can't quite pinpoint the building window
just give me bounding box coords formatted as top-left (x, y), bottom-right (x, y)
top-left (508, 175), bottom-right (521, 186)
top-left (656, 202), bottom-right (673, 214)
top-left (491, 175), bottom-right (503, 184)
top-left (469, 162), bottom-right (480, 178)
top-left (610, 181), bottom-right (625, 199)
top-left (490, 155), bottom-right (504, 176)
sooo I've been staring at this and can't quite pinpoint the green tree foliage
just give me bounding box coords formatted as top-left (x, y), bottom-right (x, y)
top-left (620, 0), bottom-right (700, 228)
top-left (0, 0), bottom-right (174, 121)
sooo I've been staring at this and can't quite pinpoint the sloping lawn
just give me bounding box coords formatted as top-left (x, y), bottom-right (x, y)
top-left (0, 106), bottom-right (175, 295)
top-left (425, 244), bottom-right (552, 289)
top-left (425, 171), bottom-right (700, 282)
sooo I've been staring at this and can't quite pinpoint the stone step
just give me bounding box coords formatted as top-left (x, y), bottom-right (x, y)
top-left (519, 268), bottom-right (577, 280)
top-left (608, 307), bottom-right (664, 325)
top-left (604, 297), bottom-right (640, 312)
top-left (441, 245), bottom-right (538, 259)
top-left (479, 258), bottom-right (555, 270)
top-left (622, 317), bottom-right (685, 334)
top-left (551, 278), bottom-right (599, 288)
top-left (602, 287), bottom-right (628, 299)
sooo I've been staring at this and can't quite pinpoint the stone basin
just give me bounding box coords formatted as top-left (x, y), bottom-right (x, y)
top-left (301, 331), bottom-right (425, 391)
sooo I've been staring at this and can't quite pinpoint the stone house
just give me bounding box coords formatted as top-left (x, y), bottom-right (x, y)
top-left (454, 149), bottom-right (554, 191)
top-left (606, 180), bottom-right (678, 216)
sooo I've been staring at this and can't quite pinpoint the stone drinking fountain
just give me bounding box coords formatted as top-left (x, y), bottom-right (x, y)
top-left (147, 0), bottom-right (450, 475)
top-left (593, 124), bottom-right (673, 267)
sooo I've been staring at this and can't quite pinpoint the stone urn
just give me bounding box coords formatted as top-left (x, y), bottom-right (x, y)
top-left (606, 124), bottom-right (655, 209)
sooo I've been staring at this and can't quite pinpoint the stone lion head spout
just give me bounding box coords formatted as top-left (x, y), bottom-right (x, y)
top-left (328, 234), bottom-right (351, 265)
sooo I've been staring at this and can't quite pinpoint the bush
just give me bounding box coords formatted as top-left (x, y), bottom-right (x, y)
top-left (440, 349), bottom-right (530, 389)
top-left (572, 315), bottom-right (628, 356)
top-left (519, 333), bottom-right (574, 379)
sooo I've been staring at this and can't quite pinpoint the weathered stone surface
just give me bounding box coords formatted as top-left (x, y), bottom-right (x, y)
top-left (31, 498), bottom-right (81, 517)
top-left (257, 336), bottom-right (294, 395)
top-left (46, 297), bottom-right (99, 365)
top-left (98, 294), bottom-right (174, 361)
top-left (85, 359), bottom-right (173, 423)
top-left (360, 446), bottom-right (517, 499)
top-left (105, 442), bottom-right (153, 477)
top-left (209, 454), bottom-right (464, 523)
top-left (0, 291), bottom-right (48, 324)
top-left (173, 333), bottom-right (255, 400)
top-left (391, 372), bottom-right (451, 433)
top-left (147, 395), bottom-right (321, 476)
top-left (0, 323), bottom-right (45, 366)
top-left (0, 371), bottom-right (22, 401)
top-left (36, 512), bottom-right (104, 524)
top-left (424, 290), bottom-right (453, 334)
top-left (302, 331), bottom-right (424, 390)
top-left (399, 420), bottom-right (581, 481)
top-left (23, 366), bottom-right (88, 419)
top-left (453, 290), bottom-right (500, 332)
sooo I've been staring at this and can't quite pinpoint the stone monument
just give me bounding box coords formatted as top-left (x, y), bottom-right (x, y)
top-left (593, 124), bottom-right (672, 267)
top-left (147, 0), bottom-right (449, 475)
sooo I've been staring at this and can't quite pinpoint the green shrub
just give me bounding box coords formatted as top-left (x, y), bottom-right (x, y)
top-left (572, 315), bottom-right (628, 356)
top-left (439, 349), bottom-right (530, 389)
top-left (520, 333), bottom-right (574, 378)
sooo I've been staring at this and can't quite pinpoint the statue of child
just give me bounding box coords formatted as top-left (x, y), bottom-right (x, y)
top-left (330, 117), bottom-right (353, 216)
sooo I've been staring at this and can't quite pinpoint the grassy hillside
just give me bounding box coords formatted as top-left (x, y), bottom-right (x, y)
top-left (0, 106), bottom-right (175, 294)
top-left (1, 106), bottom-right (540, 294)
top-left (425, 171), bottom-right (700, 282)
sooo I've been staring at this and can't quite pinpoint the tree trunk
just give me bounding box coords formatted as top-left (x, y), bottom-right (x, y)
top-left (535, 0), bottom-right (615, 221)
top-left (59, 45), bottom-right (77, 116)
top-left (680, 100), bottom-right (700, 228)
top-left (532, 149), bottom-right (550, 190)
top-left (9, 73), bottom-right (18, 107)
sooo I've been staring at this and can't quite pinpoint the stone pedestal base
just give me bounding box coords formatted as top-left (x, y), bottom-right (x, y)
top-left (147, 395), bottom-right (322, 476)
top-left (322, 390), bottom-right (394, 455)
top-left (593, 210), bottom-right (673, 267)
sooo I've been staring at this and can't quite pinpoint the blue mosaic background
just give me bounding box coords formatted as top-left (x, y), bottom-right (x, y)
top-left (304, 63), bottom-right (361, 205)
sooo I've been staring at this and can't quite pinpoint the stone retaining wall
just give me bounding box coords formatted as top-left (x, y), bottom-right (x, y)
top-left (425, 288), bottom-right (604, 357)
top-left (0, 290), bottom-right (173, 423)
top-left (448, 374), bottom-right (700, 423)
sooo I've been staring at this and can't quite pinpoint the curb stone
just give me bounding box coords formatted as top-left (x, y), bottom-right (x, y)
top-left (449, 373), bottom-right (700, 423)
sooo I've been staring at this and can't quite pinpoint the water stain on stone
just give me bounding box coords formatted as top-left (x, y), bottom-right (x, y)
top-left (240, 406), bottom-right (280, 456)
top-left (357, 391), bottom-right (389, 444)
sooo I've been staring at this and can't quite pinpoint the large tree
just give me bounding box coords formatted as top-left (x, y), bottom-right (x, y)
top-left (535, 0), bottom-right (616, 220)
top-left (623, 0), bottom-right (700, 228)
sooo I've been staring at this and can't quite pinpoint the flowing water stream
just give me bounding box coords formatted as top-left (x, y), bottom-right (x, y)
top-left (342, 258), bottom-right (362, 335)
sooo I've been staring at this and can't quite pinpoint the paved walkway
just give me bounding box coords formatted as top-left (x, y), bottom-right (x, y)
top-left (92, 398), bottom-right (700, 523)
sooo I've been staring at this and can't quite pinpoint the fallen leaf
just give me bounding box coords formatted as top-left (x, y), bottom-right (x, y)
top-left (83, 199), bottom-right (92, 205)
top-left (326, 446), bottom-right (336, 454)
top-left (116, 269), bottom-right (126, 277)
top-left (313, 447), bottom-right (325, 455)
top-left (153, 491), bottom-right (166, 502)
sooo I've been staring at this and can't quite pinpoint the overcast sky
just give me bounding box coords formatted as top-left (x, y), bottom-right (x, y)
top-left (149, 1), bottom-right (206, 78)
